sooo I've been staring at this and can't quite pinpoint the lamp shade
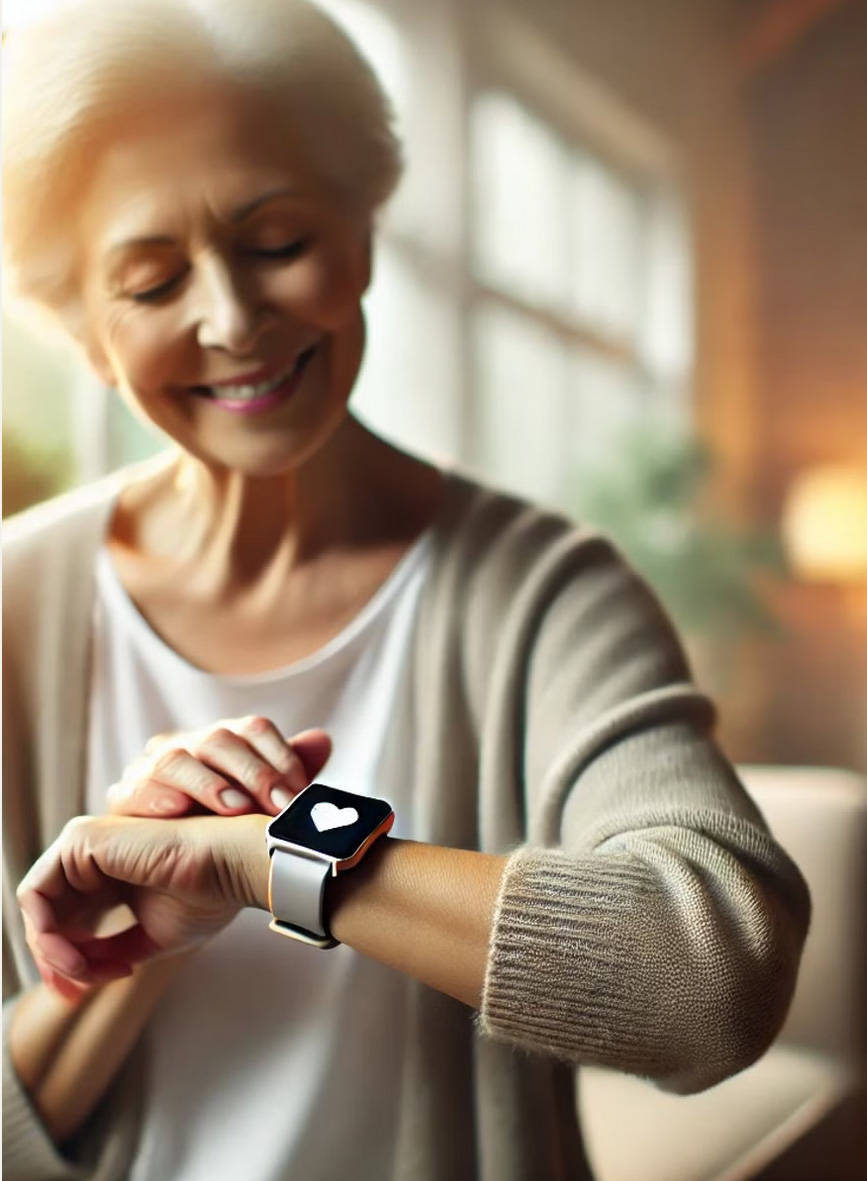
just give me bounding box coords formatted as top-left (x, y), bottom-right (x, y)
top-left (782, 464), bottom-right (867, 582)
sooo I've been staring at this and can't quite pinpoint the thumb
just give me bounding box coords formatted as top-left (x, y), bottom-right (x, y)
top-left (288, 729), bottom-right (332, 783)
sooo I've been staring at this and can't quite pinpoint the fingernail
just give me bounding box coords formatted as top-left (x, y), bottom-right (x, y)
top-left (271, 787), bottom-right (291, 811)
top-left (219, 788), bottom-right (249, 810)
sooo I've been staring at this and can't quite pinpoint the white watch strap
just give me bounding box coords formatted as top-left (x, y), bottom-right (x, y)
top-left (268, 847), bottom-right (336, 948)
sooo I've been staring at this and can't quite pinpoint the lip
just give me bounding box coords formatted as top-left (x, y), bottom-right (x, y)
top-left (202, 346), bottom-right (318, 414)
top-left (198, 343), bottom-right (322, 390)
top-left (208, 368), bottom-right (275, 388)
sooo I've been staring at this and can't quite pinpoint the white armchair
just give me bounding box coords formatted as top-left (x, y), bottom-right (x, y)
top-left (579, 765), bottom-right (867, 1181)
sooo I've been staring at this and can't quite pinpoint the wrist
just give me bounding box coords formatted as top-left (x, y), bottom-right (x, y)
top-left (325, 834), bottom-right (395, 944)
top-left (228, 813), bottom-right (271, 911)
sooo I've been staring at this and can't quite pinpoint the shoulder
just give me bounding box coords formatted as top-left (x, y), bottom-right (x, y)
top-left (2, 462), bottom-right (159, 638)
top-left (2, 476), bottom-right (116, 619)
top-left (4, 475), bottom-right (117, 554)
top-left (427, 470), bottom-right (691, 701)
top-left (2, 455), bottom-right (170, 571)
top-left (432, 469), bottom-right (631, 610)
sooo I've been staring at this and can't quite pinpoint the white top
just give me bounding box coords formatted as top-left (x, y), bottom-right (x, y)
top-left (85, 533), bottom-right (433, 1181)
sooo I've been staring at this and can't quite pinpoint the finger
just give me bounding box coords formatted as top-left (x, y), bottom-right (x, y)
top-left (288, 729), bottom-right (332, 783)
top-left (35, 931), bottom-right (88, 981)
top-left (222, 717), bottom-right (311, 809)
top-left (228, 723), bottom-right (333, 813)
top-left (109, 749), bottom-right (243, 817)
top-left (36, 960), bottom-right (93, 1002)
top-left (143, 732), bottom-right (178, 756)
top-left (22, 913), bottom-right (87, 1000)
top-left (107, 780), bottom-right (193, 818)
top-left (27, 914), bottom-right (143, 987)
top-left (75, 924), bottom-right (161, 967)
top-left (35, 935), bottom-right (132, 988)
top-left (19, 820), bottom-right (130, 932)
top-left (19, 885), bottom-right (56, 936)
top-left (225, 716), bottom-right (300, 780)
top-left (185, 722), bottom-right (288, 817)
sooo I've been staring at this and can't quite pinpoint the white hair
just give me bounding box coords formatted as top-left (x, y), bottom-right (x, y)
top-left (2, 0), bottom-right (403, 337)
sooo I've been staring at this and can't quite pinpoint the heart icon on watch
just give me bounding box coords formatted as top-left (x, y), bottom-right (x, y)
top-left (310, 801), bottom-right (359, 833)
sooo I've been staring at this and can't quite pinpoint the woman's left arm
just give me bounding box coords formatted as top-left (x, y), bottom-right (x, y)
top-left (16, 814), bottom-right (505, 1011)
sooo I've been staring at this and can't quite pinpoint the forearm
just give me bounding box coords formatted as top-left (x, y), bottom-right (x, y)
top-left (239, 817), bottom-right (507, 1010)
top-left (329, 839), bottom-right (507, 1009)
top-left (8, 953), bottom-right (187, 1146)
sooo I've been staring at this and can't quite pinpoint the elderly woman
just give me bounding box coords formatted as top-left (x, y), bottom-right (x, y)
top-left (2, 1), bottom-right (809, 1180)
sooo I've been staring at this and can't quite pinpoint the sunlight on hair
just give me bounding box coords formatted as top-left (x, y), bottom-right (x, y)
top-left (2, 0), bottom-right (63, 31)
top-left (313, 0), bottom-right (408, 131)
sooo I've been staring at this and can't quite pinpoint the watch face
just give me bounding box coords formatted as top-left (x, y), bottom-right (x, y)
top-left (268, 783), bottom-right (393, 861)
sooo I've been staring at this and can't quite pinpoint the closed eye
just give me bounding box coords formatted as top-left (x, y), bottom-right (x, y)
top-left (249, 238), bottom-right (309, 261)
top-left (129, 273), bottom-right (186, 304)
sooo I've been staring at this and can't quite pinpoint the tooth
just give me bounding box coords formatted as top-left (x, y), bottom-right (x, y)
top-left (200, 353), bottom-right (310, 401)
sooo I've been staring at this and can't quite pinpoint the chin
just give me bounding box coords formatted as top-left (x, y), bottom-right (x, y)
top-left (196, 442), bottom-right (311, 480)
top-left (188, 410), bottom-right (351, 479)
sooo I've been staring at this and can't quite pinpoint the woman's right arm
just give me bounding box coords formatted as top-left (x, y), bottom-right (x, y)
top-left (6, 721), bottom-right (332, 1152)
top-left (8, 954), bottom-right (188, 1147)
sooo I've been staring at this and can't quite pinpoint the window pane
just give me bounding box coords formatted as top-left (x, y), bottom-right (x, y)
top-left (567, 349), bottom-right (646, 475)
top-left (641, 194), bottom-right (693, 382)
top-left (471, 93), bottom-right (570, 310)
top-left (570, 154), bottom-right (646, 342)
top-left (472, 304), bottom-right (568, 507)
top-left (352, 242), bottom-right (463, 464)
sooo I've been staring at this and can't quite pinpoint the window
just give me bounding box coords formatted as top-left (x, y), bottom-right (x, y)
top-left (469, 90), bottom-right (692, 513)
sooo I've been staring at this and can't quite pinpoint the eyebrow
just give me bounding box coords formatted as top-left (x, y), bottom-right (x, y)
top-left (105, 188), bottom-right (301, 256)
top-left (230, 186), bottom-right (300, 222)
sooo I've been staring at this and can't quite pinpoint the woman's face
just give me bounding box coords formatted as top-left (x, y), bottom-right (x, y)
top-left (77, 85), bottom-right (372, 477)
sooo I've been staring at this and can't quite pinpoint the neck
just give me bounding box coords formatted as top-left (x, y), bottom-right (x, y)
top-left (121, 415), bottom-right (442, 589)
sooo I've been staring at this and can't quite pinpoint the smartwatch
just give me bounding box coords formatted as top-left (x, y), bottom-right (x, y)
top-left (265, 782), bottom-right (394, 949)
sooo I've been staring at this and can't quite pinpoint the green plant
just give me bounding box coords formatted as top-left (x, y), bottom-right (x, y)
top-left (2, 432), bottom-right (71, 518)
top-left (568, 425), bottom-right (788, 642)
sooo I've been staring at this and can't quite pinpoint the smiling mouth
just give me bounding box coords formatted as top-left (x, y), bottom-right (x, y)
top-left (189, 346), bottom-right (318, 403)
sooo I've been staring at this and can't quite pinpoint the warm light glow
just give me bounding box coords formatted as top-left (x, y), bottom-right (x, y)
top-left (782, 464), bottom-right (867, 582)
top-left (2, 0), bottom-right (64, 32)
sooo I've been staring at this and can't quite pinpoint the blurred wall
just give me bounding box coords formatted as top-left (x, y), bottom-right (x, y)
top-left (491, 0), bottom-right (766, 755)
top-left (744, 0), bottom-right (867, 772)
top-left (491, 0), bottom-right (866, 771)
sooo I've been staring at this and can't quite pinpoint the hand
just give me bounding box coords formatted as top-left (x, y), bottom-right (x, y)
top-left (17, 813), bottom-right (270, 996)
top-left (106, 720), bottom-right (331, 818)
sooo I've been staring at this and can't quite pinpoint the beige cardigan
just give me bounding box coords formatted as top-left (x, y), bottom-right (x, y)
top-left (2, 467), bottom-right (811, 1181)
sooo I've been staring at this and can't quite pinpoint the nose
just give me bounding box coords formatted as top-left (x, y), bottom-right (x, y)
top-left (194, 256), bottom-right (270, 355)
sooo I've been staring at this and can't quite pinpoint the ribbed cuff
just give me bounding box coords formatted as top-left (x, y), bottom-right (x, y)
top-left (480, 845), bottom-right (671, 1069)
top-left (2, 999), bottom-right (85, 1181)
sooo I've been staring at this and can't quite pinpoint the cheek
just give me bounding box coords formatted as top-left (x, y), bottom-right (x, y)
top-left (104, 310), bottom-right (187, 390)
top-left (275, 244), bottom-right (367, 330)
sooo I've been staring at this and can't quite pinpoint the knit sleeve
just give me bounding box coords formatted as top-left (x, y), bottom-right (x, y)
top-left (476, 529), bottom-right (811, 1093)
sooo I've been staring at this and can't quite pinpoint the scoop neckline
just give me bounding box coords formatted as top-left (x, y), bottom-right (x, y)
top-left (93, 469), bottom-right (463, 686)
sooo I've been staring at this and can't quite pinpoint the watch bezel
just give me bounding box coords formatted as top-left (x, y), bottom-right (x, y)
top-left (265, 783), bottom-right (395, 950)
top-left (266, 782), bottom-right (395, 869)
